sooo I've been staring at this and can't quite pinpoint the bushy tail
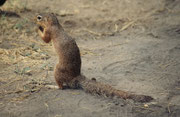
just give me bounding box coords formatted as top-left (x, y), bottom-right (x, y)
top-left (78, 76), bottom-right (153, 103)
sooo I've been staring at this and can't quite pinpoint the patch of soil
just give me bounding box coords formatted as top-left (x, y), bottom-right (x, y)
top-left (0, 0), bottom-right (180, 117)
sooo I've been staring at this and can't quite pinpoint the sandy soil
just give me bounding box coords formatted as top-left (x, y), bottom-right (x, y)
top-left (0, 0), bottom-right (180, 117)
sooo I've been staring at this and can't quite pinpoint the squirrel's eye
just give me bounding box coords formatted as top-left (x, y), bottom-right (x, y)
top-left (37, 15), bottom-right (42, 21)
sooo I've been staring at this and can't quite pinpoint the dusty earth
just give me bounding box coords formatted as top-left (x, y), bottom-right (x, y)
top-left (0, 0), bottom-right (180, 117)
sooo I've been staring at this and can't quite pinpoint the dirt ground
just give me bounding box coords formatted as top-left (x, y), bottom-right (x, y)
top-left (0, 0), bottom-right (180, 117)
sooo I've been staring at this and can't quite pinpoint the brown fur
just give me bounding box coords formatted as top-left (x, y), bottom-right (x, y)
top-left (34, 13), bottom-right (153, 102)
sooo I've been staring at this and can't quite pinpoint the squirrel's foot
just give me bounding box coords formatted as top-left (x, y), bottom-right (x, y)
top-left (57, 83), bottom-right (64, 89)
top-left (45, 85), bottom-right (59, 89)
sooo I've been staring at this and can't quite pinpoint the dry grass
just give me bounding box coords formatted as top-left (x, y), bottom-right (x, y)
top-left (0, 74), bottom-right (54, 103)
top-left (0, 0), bottom-right (54, 103)
top-left (0, 46), bottom-right (49, 65)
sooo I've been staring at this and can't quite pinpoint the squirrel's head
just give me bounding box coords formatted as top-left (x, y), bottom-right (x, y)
top-left (35, 13), bottom-right (60, 33)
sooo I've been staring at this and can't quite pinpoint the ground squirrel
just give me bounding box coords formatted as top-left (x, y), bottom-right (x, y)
top-left (34, 13), bottom-right (153, 103)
